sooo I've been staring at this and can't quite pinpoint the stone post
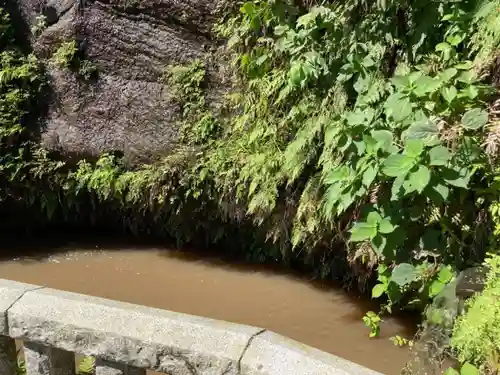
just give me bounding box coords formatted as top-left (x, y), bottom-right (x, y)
top-left (95, 358), bottom-right (146, 375)
top-left (0, 336), bottom-right (17, 375)
top-left (24, 342), bottom-right (75, 375)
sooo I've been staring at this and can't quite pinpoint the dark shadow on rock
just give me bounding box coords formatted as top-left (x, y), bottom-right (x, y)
top-left (2, 0), bottom-right (32, 54)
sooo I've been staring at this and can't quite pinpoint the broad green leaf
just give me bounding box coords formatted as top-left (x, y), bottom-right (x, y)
top-left (391, 263), bottom-right (418, 286)
top-left (367, 211), bottom-right (382, 225)
top-left (461, 108), bottom-right (488, 130)
top-left (413, 75), bottom-right (441, 97)
top-left (382, 155), bottom-right (415, 177)
top-left (391, 75), bottom-right (410, 89)
top-left (384, 94), bottom-right (412, 122)
top-left (371, 130), bottom-right (393, 150)
top-left (405, 139), bottom-right (424, 157)
top-left (393, 99), bottom-right (413, 122)
top-left (446, 34), bottom-right (464, 47)
top-left (289, 63), bottom-right (305, 86)
top-left (461, 363), bottom-right (479, 375)
top-left (457, 71), bottom-right (475, 84)
top-left (435, 42), bottom-right (451, 52)
top-left (346, 110), bottom-right (368, 126)
top-left (446, 176), bottom-right (469, 188)
top-left (462, 85), bottom-right (478, 99)
top-left (354, 140), bottom-right (366, 156)
top-left (429, 146), bottom-right (450, 166)
top-left (363, 135), bottom-right (378, 154)
top-left (439, 68), bottom-right (457, 82)
top-left (240, 2), bottom-right (256, 15)
top-left (324, 166), bottom-right (350, 184)
top-left (443, 369), bottom-right (459, 375)
top-left (441, 86), bottom-right (457, 103)
top-left (408, 71), bottom-right (423, 84)
top-left (379, 218), bottom-right (395, 234)
top-left (454, 61), bottom-right (473, 70)
top-left (391, 175), bottom-right (406, 201)
top-left (429, 280), bottom-right (445, 297)
top-left (437, 266), bottom-right (453, 283)
top-left (350, 222), bottom-right (377, 242)
top-left (362, 165), bottom-right (377, 187)
top-left (433, 183), bottom-right (449, 200)
top-left (409, 165), bottom-right (431, 193)
top-left (405, 118), bottom-right (439, 146)
top-left (338, 192), bottom-right (356, 214)
top-left (372, 284), bottom-right (386, 298)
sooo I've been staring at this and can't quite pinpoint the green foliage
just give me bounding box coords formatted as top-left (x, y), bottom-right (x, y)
top-left (206, 0), bottom-right (500, 321)
top-left (50, 40), bottom-right (97, 80)
top-left (2, 0), bottom-right (500, 352)
top-left (362, 310), bottom-right (382, 337)
top-left (451, 253), bottom-right (500, 373)
top-left (164, 60), bottom-right (221, 145)
top-left (16, 355), bottom-right (95, 375)
top-left (30, 15), bottom-right (47, 37)
top-left (51, 41), bottom-right (77, 68)
top-left (445, 363), bottom-right (480, 375)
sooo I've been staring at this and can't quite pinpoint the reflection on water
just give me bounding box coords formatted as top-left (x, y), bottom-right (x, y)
top-left (0, 239), bottom-right (416, 374)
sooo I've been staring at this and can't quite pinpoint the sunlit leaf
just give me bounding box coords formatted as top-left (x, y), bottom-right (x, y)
top-left (382, 155), bottom-right (415, 177)
top-left (429, 146), bottom-right (450, 166)
top-left (366, 211), bottom-right (382, 225)
top-left (379, 218), bottom-right (395, 234)
top-left (405, 117), bottom-right (439, 146)
top-left (372, 284), bottom-right (386, 298)
top-left (432, 183), bottom-right (449, 200)
top-left (385, 94), bottom-right (412, 122)
top-left (350, 222), bottom-right (377, 242)
top-left (437, 266), bottom-right (454, 284)
top-left (439, 68), bottom-right (457, 82)
top-left (441, 86), bottom-right (457, 103)
top-left (391, 263), bottom-right (418, 286)
top-left (408, 165), bottom-right (430, 193)
top-left (405, 139), bottom-right (424, 157)
top-left (362, 165), bottom-right (377, 187)
top-left (429, 280), bottom-right (445, 297)
top-left (413, 75), bottom-right (441, 97)
top-left (461, 108), bottom-right (488, 130)
top-left (371, 130), bottom-right (393, 151)
top-left (461, 363), bottom-right (479, 375)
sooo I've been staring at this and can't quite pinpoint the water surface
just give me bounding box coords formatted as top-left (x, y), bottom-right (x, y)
top-left (0, 242), bottom-right (415, 374)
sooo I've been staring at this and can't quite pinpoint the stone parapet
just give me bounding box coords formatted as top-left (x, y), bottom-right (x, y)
top-left (0, 278), bottom-right (382, 375)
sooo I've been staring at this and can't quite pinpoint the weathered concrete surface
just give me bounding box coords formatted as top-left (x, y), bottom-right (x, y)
top-left (240, 331), bottom-right (382, 375)
top-left (14, 0), bottom-right (231, 161)
top-left (8, 287), bottom-right (261, 374)
top-left (2, 279), bottom-right (382, 375)
top-left (95, 358), bottom-right (146, 375)
top-left (24, 341), bottom-right (76, 375)
top-left (0, 279), bottom-right (41, 335)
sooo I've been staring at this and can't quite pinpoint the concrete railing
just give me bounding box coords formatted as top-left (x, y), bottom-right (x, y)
top-left (0, 279), bottom-right (382, 375)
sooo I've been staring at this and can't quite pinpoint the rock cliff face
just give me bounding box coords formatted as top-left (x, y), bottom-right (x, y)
top-left (16, 0), bottom-right (229, 162)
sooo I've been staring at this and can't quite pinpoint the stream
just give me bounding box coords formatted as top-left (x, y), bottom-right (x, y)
top-left (0, 238), bottom-right (416, 374)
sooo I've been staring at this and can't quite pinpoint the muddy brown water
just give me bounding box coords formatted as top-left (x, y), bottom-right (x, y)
top-left (0, 242), bottom-right (416, 374)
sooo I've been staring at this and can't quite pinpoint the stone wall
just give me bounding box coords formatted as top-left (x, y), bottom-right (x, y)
top-left (0, 278), bottom-right (381, 375)
top-left (14, 0), bottom-right (230, 162)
